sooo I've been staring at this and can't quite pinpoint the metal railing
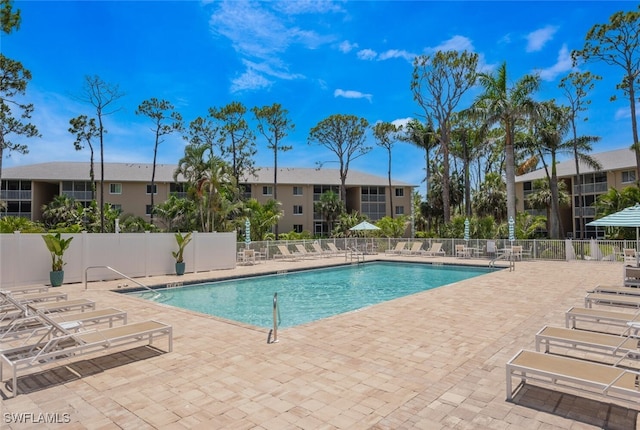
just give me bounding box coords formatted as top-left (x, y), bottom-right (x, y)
top-left (238, 238), bottom-right (636, 263)
top-left (84, 265), bottom-right (161, 299)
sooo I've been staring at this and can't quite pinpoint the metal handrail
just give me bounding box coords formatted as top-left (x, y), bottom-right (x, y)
top-left (84, 265), bottom-right (161, 298)
top-left (268, 292), bottom-right (279, 344)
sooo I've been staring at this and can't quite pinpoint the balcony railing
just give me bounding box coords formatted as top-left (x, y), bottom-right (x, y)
top-left (0, 190), bottom-right (32, 200)
top-left (573, 183), bottom-right (608, 194)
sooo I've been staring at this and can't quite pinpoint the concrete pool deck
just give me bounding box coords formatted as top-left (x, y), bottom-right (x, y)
top-left (1, 255), bottom-right (638, 429)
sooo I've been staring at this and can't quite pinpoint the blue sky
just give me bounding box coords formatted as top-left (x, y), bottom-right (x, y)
top-left (2, 1), bottom-right (638, 192)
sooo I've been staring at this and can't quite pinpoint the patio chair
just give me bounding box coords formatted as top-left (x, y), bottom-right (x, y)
top-left (486, 240), bottom-right (497, 258)
top-left (0, 311), bottom-right (172, 397)
top-left (422, 242), bottom-right (445, 257)
top-left (455, 244), bottom-right (469, 258)
top-left (385, 242), bottom-right (406, 256)
top-left (535, 324), bottom-right (640, 358)
top-left (624, 248), bottom-right (638, 266)
top-left (511, 245), bottom-right (523, 260)
top-left (506, 349), bottom-right (640, 404)
top-left (565, 306), bottom-right (640, 330)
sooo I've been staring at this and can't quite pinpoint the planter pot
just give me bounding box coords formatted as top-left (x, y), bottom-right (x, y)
top-left (175, 262), bottom-right (186, 276)
top-left (50, 270), bottom-right (64, 287)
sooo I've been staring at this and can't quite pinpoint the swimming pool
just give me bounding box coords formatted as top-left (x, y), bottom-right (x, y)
top-left (130, 262), bottom-right (495, 328)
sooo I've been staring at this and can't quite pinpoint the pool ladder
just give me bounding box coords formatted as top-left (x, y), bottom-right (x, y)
top-left (346, 247), bottom-right (365, 263)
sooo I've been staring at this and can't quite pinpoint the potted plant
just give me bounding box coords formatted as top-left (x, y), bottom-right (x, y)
top-left (172, 231), bottom-right (192, 276)
top-left (42, 232), bottom-right (74, 287)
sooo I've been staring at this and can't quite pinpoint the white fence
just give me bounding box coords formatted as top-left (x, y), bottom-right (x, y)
top-left (0, 231), bottom-right (236, 288)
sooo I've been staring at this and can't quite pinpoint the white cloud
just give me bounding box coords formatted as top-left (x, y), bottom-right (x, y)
top-left (334, 89), bottom-right (373, 102)
top-left (339, 40), bottom-right (358, 53)
top-left (208, 0), bottom-right (337, 93)
top-left (526, 25), bottom-right (558, 53)
top-left (428, 35), bottom-right (475, 53)
top-left (536, 44), bottom-right (572, 81)
top-left (378, 49), bottom-right (416, 62)
top-left (231, 69), bottom-right (273, 92)
top-left (391, 117), bottom-right (413, 129)
top-left (357, 48), bottom-right (377, 60)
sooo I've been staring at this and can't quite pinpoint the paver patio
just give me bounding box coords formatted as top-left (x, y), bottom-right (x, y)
top-left (1, 256), bottom-right (638, 429)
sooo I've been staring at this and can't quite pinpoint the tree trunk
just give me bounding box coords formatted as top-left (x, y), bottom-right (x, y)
top-left (505, 125), bottom-right (516, 222)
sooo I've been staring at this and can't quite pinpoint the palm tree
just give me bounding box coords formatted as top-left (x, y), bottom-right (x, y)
top-left (472, 172), bottom-right (507, 223)
top-left (41, 195), bottom-right (81, 229)
top-left (527, 178), bottom-right (570, 236)
top-left (531, 100), bottom-right (601, 238)
top-left (470, 62), bottom-right (540, 223)
top-left (244, 198), bottom-right (282, 240)
top-left (314, 190), bottom-right (345, 236)
top-left (594, 186), bottom-right (640, 239)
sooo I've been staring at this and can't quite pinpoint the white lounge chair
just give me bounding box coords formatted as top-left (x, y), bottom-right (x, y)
top-left (312, 243), bottom-right (332, 257)
top-left (295, 244), bottom-right (318, 259)
top-left (591, 284), bottom-right (640, 296)
top-left (624, 266), bottom-right (640, 286)
top-left (565, 306), bottom-right (640, 330)
top-left (274, 245), bottom-right (301, 261)
top-left (402, 242), bottom-right (424, 256)
top-left (385, 242), bottom-right (407, 256)
top-left (0, 312), bottom-right (172, 397)
top-left (535, 324), bottom-right (640, 358)
top-left (326, 243), bottom-right (345, 255)
top-left (423, 242), bottom-right (445, 257)
top-left (506, 349), bottom-right (640, 404)
top-left (585, 292), bottom-right (640, 309)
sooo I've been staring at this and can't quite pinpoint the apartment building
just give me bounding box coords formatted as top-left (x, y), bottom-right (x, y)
top-left (515, 148), bottom-right (637, 238)
top-left (1, 162), bottom-right (414, 235)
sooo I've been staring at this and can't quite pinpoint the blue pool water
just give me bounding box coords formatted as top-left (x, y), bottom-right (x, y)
top-left (130, 262), bottom-right (495, 328)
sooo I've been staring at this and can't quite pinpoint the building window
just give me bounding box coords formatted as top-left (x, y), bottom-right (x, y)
top-left (146, 184), bottom-right (157, 195)
top-left (622, 170), bottom-right (636, 184)
top-left (262, 186), bottom-right (273, 196)
top-left (395, 188), bottom-right (404, 197)
top-left (293, 186), bottom-right (303, 196)
top-left (293, 224), bottom-right (303, 233)
top-left (145, 205), bottom-right (153, 216)
top-left (293, 205), bottom-right (303, 215)
top-left (110, 183), bottom-right (122, 194)
top-left (395, 206), bottom-right (405, 215)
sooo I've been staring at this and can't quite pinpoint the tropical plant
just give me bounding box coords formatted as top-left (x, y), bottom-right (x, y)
top-left (375, 215), bottom-right (407, 238)
top-left (314, 190), bottom-right (345, 236)
top-left (41, 195), bottom-right (82, 229)
top-left (470, 62), bottom-right (541, 223)
top-left (42, 232), bottom-right (73, 271)
top-left (171, 231), bottom-right (192, 263)
top-left (0, 216), bottom-right (44, 233)
top-left (153, 194), bottom-right (198, 232)
top-left (472, 172), bottom-right (507, 222)
top-left (243, 198), bottom-right (282, 241)
top-left (333, 211), bottom-right (366, 237)
top-left (594, 186), bottom-right (640, 239)
top-left (399, 118), bottom-right (438, 200)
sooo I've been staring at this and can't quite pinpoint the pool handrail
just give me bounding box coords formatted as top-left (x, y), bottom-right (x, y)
top-left (84, 265), bottom-right (161, 299)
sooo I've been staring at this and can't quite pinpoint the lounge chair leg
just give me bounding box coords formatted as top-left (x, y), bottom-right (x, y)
top-left (505, 366), bottom-right (513, 401)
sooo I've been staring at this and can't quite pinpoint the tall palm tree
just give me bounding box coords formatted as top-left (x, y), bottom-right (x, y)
top-left (470, 62), bottom-right (540, 223)
top-left (531, 100), bottom-right (601, 238)
top-left (527, 178), bottom-right (570, 236)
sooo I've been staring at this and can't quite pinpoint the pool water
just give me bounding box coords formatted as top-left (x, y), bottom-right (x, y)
top-left (130, 262), bottom-right (495, 328)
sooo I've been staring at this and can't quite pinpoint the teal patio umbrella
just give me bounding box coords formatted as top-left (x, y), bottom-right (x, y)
top-left (587, 203), bottom-right (640, 262)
